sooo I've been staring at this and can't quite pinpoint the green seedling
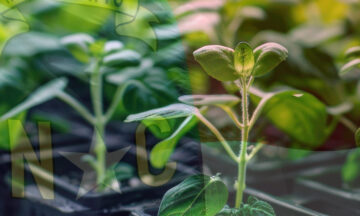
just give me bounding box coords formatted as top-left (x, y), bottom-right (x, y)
top-left (0, 33), bottom-right (142, 189)
top-left (126, 41), bottom-right (290, 214)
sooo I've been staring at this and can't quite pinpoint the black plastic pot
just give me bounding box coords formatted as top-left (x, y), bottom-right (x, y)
top-left (295, 165), bottom-right (360, 215)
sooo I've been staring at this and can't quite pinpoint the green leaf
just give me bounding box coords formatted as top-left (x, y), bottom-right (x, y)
top-left (216, 205), bottom-right (241, 216)
top-left (253, 42), bottom-right (288, 77)
top-left (342, 149), bottom-right (360, 185)
top-left (106, 59), bottom-right (153, 84)
top-left (339, 59), bottom-right (360, 80)
top-left (345, 46), bottom-right (360, 59)
top-left (61, 34), bottom-right (94, 63)
top-left (179, 95), bottom-right (240, 106)
top-left (241, 196), bottom-right (275, 216)
top-left (150, 115), bottom-right (198, 169)
top-left (3, 32), bottom-right (61, 57)
top-left (142, 118), bottom-right (178, 140)
top-left (61, 33), bottom-right (95, 47)
top-left (103, 50), bottom-right (141, 67)
top-left (158, 175), bottom-right (228, 216)
top-left (193, 45), bottom-right (238, 82)
top-left (260, 90), bottom-right (328, 148)
top-left (104, 41), bottom-right (124, 54)
top-left (0, 106), bottom-right (26, 150)
top-left (125, 104), bottom-right (197, 122)
top-left (356, 128), bottom-right (360, 147)
top-left (0, 78), bottom-right (68, 121)
top-left (234, 42), bottom-right (255, 77)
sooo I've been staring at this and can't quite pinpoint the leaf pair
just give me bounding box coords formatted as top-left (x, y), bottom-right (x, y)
top-left (193, 42), bottom-right (288, 81)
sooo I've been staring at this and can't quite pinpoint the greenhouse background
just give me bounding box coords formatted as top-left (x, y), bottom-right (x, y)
top-left (0, 0), bottom-right (360, 215)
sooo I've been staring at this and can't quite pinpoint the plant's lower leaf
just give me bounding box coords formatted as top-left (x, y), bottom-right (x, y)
top-left (158, 175), bottom-right (228, 216)
top-left (150, 115), bottom-right (199, 169)
top-left (0, 78), bottom-right (68, 121)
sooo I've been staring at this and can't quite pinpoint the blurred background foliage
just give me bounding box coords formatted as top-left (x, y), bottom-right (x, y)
top-left (1, 0), bottom-right (360, 153)
top-left (167, 0), bottom-right (360, 152)
top-left (0, 0), bottom-right (190, 149)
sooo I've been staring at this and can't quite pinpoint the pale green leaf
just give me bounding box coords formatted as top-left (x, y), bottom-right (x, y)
top-left (103, 50), bottom-right (141, 67)
top-left (61, 34), bottom-right (95, 63)
top-left (234, 42), bottom-right (255, 77)
top-left (150, 115), bottom-right (198, 169)
top-left (193, 45), bottom-right (238, 82)
top-left (104, 41), bottom-right (124, 53)
top-left (159, 175), bottom-right (228, 216)
top-left (253, 42), bottom-right (288, 77)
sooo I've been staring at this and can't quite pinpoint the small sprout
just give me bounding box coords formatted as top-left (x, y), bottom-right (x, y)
top-left (234, 42), bottom-right (255, 77)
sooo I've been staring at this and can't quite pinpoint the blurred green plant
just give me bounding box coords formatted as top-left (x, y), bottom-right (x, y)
top-left (0, 31), bottom-right (179, 189)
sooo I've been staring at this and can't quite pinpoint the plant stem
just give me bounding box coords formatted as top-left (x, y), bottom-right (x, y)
top-left (339, 116), bottom-right (357, 133)
top-left (235, 78), bottom-right (250, 208)
top-left (196, 112), bottom-right (238, 162)
top-left (56, 91), bottom-right (95, 124)
top-left (90, 59), bottom-right (107, 185)
top-left (104, 86), bottom-right (123, 123)
top-left (218, 105), bottom-right (244, 129)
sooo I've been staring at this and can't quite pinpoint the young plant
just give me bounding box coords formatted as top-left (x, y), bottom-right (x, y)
top-left (0, 33), bottom-right (142, 188)
top-left (126, 41), bottom-right (289, 214)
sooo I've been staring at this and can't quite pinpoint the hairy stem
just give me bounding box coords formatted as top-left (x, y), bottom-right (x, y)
top-left (236, 78), bottom-right (250, 208)
top-left (218, 105), bottom-right (244, 129)
top-left (56, 92), bottom-right (95, 124)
